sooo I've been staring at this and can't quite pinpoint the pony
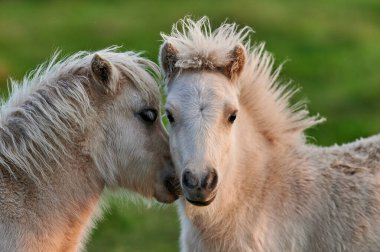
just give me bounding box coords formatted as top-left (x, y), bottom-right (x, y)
top-left (159, 17), bottom-right (380, 251)
top-left (0, 47), bottom-right (179, 252)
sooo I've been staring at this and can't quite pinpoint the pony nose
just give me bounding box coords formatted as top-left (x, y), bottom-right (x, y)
top-left (201, 168), bottom-right (218, 191)
top-left (182, 170), bottom-right (199, 189)
top-left (182, 168), bottom-right (218, 191)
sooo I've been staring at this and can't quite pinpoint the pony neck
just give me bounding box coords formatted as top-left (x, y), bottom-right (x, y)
top-left (40, 133), bottom-right (106, 250)
top-left (0, 130), bottom-right (106, 251)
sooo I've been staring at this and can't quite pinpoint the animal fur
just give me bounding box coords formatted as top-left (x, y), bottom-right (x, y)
top-left (0, 47), bottom-right (176, 251)
top-left (160, 17), bottom-right (380, 251)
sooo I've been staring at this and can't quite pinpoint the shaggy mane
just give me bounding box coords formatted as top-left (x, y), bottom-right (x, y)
top-left (161, 16), bottom-right (251, 71)
top-left (161, 17), bottom-right (324, 142)
top-left (0, 47), bottom-right (160, 184)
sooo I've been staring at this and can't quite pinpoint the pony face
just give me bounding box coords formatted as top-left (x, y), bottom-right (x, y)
top-left (90, 54), bottom-right (179, 203)
top-left (165, 71), bottom-right (239, 206)
top-left (159, 16), bottom-right (248, 206)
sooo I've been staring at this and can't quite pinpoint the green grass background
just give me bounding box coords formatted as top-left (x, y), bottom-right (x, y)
top-left (0, 0), bottom-right (379, 251)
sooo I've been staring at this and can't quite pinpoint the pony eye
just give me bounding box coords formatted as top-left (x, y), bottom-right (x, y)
top-left (228, 111), bottom-right (237, 124)
top-left (138, 109), bottom-right (157, 123)
top-left (165, 110), bottom-right (175, 124)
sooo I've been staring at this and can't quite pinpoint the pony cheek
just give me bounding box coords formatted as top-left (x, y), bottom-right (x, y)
top-left (112, 130), bottom-right (147, 186)
top-left (118, 156), bottom-right (155, 197)
top-left (171, 150), bottom-right (184, 176)
top-left (216, 146), bottom-right (232, 180)
top-left (168, 136), bottom-right (184, 173)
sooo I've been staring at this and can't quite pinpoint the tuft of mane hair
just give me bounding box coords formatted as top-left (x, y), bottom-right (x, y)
top-left (161, 17), bottom-right (324, 142)
top-left (239, 44), bottom-right (325, 141)
top-left (161, 16), bottom-right (251, 73)
top-left (0, 47), bottom-right (160, 185)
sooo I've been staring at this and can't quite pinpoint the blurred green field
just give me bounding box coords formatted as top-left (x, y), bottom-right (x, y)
top-left (0, 0), bottom-right (380, 251)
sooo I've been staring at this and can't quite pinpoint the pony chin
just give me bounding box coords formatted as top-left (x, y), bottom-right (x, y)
top-left (154, 174), bottom-right (181, 203)
top-left (185, 194), bottom-right (216, 206)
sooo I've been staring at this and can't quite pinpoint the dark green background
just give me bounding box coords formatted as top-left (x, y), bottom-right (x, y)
top-left (1, 0), bottom-right (379, 251)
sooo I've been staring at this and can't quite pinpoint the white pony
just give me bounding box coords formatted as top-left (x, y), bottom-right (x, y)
top-left (0, 48), bottom-right (179, 252)
top-left (160, 17), bottom-right (380, 251)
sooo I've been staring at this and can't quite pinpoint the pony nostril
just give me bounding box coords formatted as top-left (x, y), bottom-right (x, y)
top-left (201, 169), bottom-right (218, 191)
top-left (182, 170), bottom-right (199, 189)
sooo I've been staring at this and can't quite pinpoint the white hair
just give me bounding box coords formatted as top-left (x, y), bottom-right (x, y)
top-left (161, 16), bottom-right (251, 71)
top-left (162, 17), bottom-right (380, 252)
top-left (161, 16), bottom-right (324, 142)
top-left (0, 47), bottom-right (160, 185)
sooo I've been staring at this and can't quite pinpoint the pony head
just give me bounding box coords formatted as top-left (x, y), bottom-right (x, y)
top-left (2, 48), bottom-right (179, 203)
top-left (159, 17), bottom-right (248, 206)
top-left (88, 51), bottom-right (179, 203)
top-left (160, 17), bottom-right (322, 207)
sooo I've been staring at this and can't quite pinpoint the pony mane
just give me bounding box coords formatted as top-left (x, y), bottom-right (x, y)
top-left (161, 17), bottom-right (324, 143)
top-left (161, 16), bottom-right (251, 71)
top-left (0, 47), bottom-right (160, 184)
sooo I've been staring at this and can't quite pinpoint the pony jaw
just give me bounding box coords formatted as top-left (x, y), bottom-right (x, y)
top-left (185, 193), bottom-right (217, 206)
top-left (159, 174), bottom-right (181, 203)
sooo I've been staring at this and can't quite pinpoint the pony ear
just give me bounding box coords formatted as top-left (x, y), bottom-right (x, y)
top-left (224, 45), bottom-right (246, 80)
top-left (91, 54), bottom-right (117, 94)
top-left (159, 42), bottom-right (178, 79)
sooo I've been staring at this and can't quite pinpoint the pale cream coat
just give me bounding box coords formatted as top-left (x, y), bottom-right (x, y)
top-left (160, 17), bottom-right (380, 252)
top-left (0, 48), bottom-right (177, 251)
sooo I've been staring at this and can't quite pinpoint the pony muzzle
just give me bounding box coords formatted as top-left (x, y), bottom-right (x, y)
top-left (154, 160), bottom-right (182, 203)
top-left (154, 174), bottom-right (181, 204)
top-left (181, 168), bottom-right (218, 206)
